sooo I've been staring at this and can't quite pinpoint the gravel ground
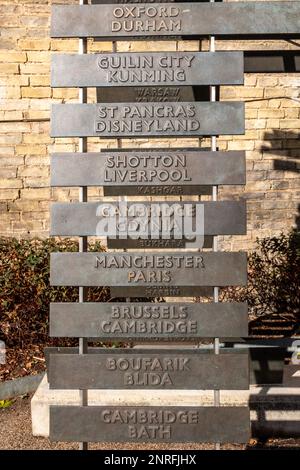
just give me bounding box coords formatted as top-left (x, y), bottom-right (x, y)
top-left (0, 396), bottom-right (300, 451)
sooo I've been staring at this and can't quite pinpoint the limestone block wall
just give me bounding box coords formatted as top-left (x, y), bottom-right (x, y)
top-left (0, 0), bottom-right (299, 250)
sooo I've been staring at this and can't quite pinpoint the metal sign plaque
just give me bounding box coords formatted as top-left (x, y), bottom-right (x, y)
top-left (49, 349), bottom-right (249, 390)
top-left (50, 302), bottom-right (248, 340)
top-left (106, 236), bottom-right (214, 249)
top-left (96, 53), bottom-right (300, 104)
top-left (51, 151), bottom-right (246, 196)
top-left (50, 252), bottom-right (247, 287)
top-left (50, 406), bottom-right (250, 443)
top-left (51, 102), bottom-right (245, 138)
top-left (50, 200), bottom-right (247, 237)
top-left (97, 86), bottom-right (202, 103)
top-left (110, 286), bottom-right (214, 297)
top-left (51, 3), bottom-right (300, 39)
top-left (244, 51), bottom-right (300, 73)
top-left (44, 347), bottom-right (287, 387)
top-left (97, 86), bottom-right (198, 103)
top-left (51, 52), bottom-right (244, 88)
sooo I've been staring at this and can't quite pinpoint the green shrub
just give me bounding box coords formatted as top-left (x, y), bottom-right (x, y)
top-left (0, 238), bottom-right (109, 348)
top-left (221, 230), bottom-right (300, 324)
top-left (1, 232), bottom-right (299, 350)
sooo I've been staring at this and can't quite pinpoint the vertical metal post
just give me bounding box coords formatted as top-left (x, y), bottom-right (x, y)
top-left (112, 41), bottom-right (131, 304)
top-left (78, 0), bottom-right (88, 452)
top-left (210, 0), bottom-right (221, 452)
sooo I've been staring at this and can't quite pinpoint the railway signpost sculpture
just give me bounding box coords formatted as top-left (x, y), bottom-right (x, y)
top-left (48, 1), bottom-right (300, 448)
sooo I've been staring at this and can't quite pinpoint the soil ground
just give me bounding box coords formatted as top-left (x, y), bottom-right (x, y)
top-left (0, 396), bottom-right (300, 451)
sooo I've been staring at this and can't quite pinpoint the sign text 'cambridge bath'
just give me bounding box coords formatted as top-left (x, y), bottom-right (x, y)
top-left (50, 406), bottom-right (250, 443)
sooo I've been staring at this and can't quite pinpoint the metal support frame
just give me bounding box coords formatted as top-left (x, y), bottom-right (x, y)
top-left (111, 41), bottom-right (131, 304)
top-left (210, 0), bottom-right (221, 452)
top-left (78, 0), bottom-right (88, 452)
top-left (66, 0), bottom-right (241, 451)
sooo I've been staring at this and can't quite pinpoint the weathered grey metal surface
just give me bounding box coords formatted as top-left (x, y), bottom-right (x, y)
top-left (51, 151), bottom-right (246, 192)
top-left (44, 347), bottom-right (287, 386)
top-left (50, 200), bottom-right (247, 237)
top-left (50, 252), bottom-right (247, 287)
top-left (110, 286), bottom-right (214, 297)
top-left (51, 102), bottom-right (245, 137)
top-left (50, 405), bottom-right (250, 443)
top-left (0, 373), bottom-right (44, 401)
top-left (283, 365), bottom-right (300, 387)
top-left (97, 86), bottom-right (198, 103)
top-left (103, 186), bottom-right (213, 197)
top-left (49, 349), bottom-right (249, 390)
top-left (244, 51), bottom-right (300, 73)
top-left (51, 52), bottom-right (243, 87)
top-left (106, 235), bottom-right (214, 249)
top-left (245, 53), bottom-right (293, 73)
top-left (49, 302), bottom-right (248, 339)
top-left (97, 52), bottom-right (300, 102)
top-left (51, 3), bottom-right (300, 38)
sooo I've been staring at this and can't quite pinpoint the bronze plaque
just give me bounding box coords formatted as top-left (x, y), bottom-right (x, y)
top-left (50, 252), bottom-right (247, 288)
top-left (50, 301), bottom-right (248, 340)
top-left (51, 3), bottom-right (300, 38)
top-left (51, 102), bottom-right (245, 138)
top-left (50, 405), bottom-right (250, 443)
top-left (51, 150), bottom-right (246, 196)
top-left (49, 349), bottom-right (249, 390)
top-left (50, 200), bottom-right (247, 237)
top-left (51, 52), bottom-right (243, 87)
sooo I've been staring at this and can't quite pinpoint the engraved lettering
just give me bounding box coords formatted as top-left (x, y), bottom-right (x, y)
top-left (95, 104), bottom-right (200, 135)
top-left (101, 355), bottom-right (196, 389)
top-left (94, 254), bottom-right (205, 269)
top-left (111, 6), bottom-right (182, 34)
top-left (97, 54), bottom-right (196, 85)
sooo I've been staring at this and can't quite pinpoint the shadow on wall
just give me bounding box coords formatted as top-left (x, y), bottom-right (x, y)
top-left (260, 129), bottom-right (300, 230)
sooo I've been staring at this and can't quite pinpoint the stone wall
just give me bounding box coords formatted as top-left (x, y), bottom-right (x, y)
top-left (0, 0), bottom-right (299, 250)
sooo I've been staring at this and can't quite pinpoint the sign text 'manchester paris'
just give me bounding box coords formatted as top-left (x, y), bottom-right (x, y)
top-left (51, 102), bottom-right (245, 138)
top-left (50, 252), bottom-right (247, 287)
top-left (51, 52), bottom-right (244, 87)
top-left (51, 3), bottom-right (300, 38)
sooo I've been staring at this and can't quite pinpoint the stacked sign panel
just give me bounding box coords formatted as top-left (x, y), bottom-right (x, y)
top-left (51, 0), bottom-right (300, 445)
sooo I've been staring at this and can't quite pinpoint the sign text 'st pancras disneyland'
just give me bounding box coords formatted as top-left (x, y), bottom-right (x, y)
top-left (47, 1), bottom-right (300, 449)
